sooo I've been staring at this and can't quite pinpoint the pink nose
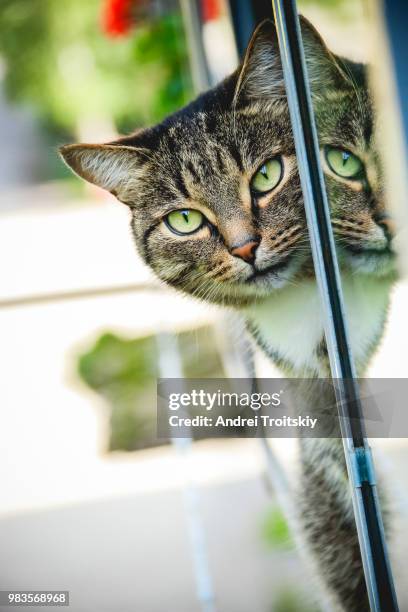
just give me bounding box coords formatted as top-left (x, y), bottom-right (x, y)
top-left (230, 240), bottom-right (259, 264)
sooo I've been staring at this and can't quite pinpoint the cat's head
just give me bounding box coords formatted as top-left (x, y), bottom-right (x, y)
top-left (60, 17), bottom-right (395, 308)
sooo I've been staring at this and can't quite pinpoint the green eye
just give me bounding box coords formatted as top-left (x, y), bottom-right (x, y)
top-left (325, 147), bottom-right (364, 179)
top-left (166, 209), bottom-right (204, 235)
top-left (251, 158), bottom-right (283, 193)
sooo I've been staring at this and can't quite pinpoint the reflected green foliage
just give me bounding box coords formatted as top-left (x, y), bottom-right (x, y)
top-left (78, 333), bottom-right (158, 451)
top-left (299, 0), bottom-right (343, 6)
top-left (299, 0), bottom-right (352, 8)
top-left (179, 328), bottom-right (225, 379)
top-left (0, 0), bottom-right (192, 132)
top-left (262, 510), bottom-right (320, 611)
top-left (78, 327), bottom-right (225, 452)
top-left (272, 589), bottom-right (319, 612)
top-left (298, 0), bottom-right (363, 21)
top-left (79, 333), bottom-right (157, 391)
top-left (261, 507), bottom-right (293, 550)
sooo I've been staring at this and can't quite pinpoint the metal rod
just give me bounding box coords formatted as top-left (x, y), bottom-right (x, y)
top-left (157, 333), bottom-right (217, 612)
top-left (0, 283), bottom-right (162, 310)
top-left (271, 0), bottom-right (399, 609)
top-left (227, 0), bottom-right (258, 56)
top-left (227, 0), bottom-right (273, 56)
top-left (179, 0), bottom-right (212, 92)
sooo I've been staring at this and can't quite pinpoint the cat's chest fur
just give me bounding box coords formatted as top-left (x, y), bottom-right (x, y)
top-left (243, 275), bottom-right (393, 376)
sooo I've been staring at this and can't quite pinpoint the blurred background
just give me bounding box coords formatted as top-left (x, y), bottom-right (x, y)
top-left (0, 0), bottom-right (407, 610)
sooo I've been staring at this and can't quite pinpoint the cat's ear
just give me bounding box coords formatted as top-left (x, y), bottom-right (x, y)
top-left (234, 19), bottom-right (285, 103)
top-left (234, 16), bottom-right (344, 103)
top-left (298, 16), bottom-right (346, 90)
top-left (59, 143), bottom-right (148, 202)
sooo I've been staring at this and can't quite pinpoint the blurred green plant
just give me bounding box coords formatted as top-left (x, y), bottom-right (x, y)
top-left (79, 332), bottom-right (158, 451)
top-left (78, 326), bottom-right (225, 452)
top-left (271, 588), bottom-right (320, 612)
top-left (0, 0), bottom-right (192, 134)
top-left (298, 0), bottom-right (363, 20)
top-left (261, 507), bottom-right (293, 550)
top-left (261, 508), bottom-right (321, 611)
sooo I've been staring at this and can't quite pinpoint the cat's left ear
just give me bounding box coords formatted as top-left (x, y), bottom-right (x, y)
top-left (234, 16), bottom-right (345, 103)
top-left (233, 19), bottom-right (285, 103)
top-left (59, 143), bottom-right (149, 203)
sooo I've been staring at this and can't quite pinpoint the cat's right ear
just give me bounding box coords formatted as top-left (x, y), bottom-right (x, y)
top-left (234, 17), bottom-right (346, 104)
top-left (59, 143), bottom-right (149, 203)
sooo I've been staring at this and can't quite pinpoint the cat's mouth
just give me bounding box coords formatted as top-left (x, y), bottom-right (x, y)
top-left (340, 243), bottom-right (396, 276)
top-left (345, 244), bottom-right (393, 256)
top-left (245, 255), bottom-right (294, 283)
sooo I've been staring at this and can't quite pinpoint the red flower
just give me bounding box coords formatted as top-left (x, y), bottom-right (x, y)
top-left (102, 0), bottom-right (137, 37)
top-left (201, 0), bottom-right (222, 22)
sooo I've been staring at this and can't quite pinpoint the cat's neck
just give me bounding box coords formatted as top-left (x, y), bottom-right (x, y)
top-left (243, 273), bottom-right (394, 377)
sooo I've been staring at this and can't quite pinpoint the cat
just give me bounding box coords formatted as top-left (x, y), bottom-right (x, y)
top-left (60, 16), bottom-right (397, 612)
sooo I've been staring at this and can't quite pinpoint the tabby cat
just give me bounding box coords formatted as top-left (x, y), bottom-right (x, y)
top-left (60, 16), bottom-right (397, 611)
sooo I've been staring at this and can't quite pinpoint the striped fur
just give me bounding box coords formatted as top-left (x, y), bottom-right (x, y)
top-left (60, 16), bottom-right (398, 611)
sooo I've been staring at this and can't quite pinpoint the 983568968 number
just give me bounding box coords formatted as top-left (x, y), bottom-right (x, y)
top-left (0, 591), bottom-right (69, 606)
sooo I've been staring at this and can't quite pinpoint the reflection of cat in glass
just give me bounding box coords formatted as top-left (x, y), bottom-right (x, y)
top-left (61, 17), bottom-right (396, 611)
